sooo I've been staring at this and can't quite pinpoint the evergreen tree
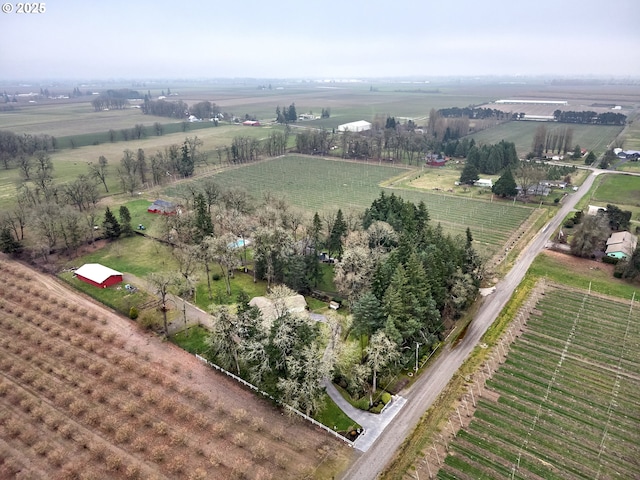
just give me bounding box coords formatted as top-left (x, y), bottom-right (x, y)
top-left (194, 193), bottom-right (213, 243)
top-left (287, 103), bottom-right (297, 123)
top-left (119, 206), bottom-right (133, 237)
top-left (605, 204), bottom-right (632, 231)
top-left (308, 212), bottom-right (324, 287)
top-left (485, 145), bottom-right (503, 174)
top-left (178, 141), bottom-right (195, 177)
top-left (0, 226), bottom-right (20, 254)
top-left (619, 245), bottom-right (640, 280)
top-left (382, 264), bottom-right (421, 347)
top-left (328, 209), bottom-right (347, 259)
top-left (466, 146), bottom-right (480, 168)
top-left (572, 145), bottom-right (582, 159)
top-left (492, 168), bottom-right (518, 197)
top-left (459, 162), bottom-right (479, 185)
top-left (352, 292), bottom-right (385, 342)
top-left (102, 207), bottom-right (121, 240)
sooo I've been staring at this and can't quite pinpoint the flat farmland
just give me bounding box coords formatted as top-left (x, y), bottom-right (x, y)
top-left (0, 124), bottom-right (280, 208)
top-left (438, 284), bottom-right (640, 480)
top-left (171, 156), bottom-right (533, 258)
top-left (590, 174), bottom-right (640, 206)
top-left (468, 121), bottom-right (623, 157)
top-left (0, 103), bottom-right (177, 137)
top-left (576, 173), bottom-right (640, 227)
top-left (0, 258), bottom-right (350, 479)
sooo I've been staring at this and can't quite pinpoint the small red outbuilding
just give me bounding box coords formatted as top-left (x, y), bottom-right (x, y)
top-left (75, 263), bottom-right (123, 288)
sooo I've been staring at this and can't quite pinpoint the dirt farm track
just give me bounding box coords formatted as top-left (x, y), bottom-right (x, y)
top-left (0, 256), bottom-right (350, 479)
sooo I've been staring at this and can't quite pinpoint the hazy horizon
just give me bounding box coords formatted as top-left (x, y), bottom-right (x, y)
top-left (2, 0), bottom-right (639, 81)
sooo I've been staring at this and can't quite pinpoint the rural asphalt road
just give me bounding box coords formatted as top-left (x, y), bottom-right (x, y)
top-left (340, 170), bottom-right (601, 480)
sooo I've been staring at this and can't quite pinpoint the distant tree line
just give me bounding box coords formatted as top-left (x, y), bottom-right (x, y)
top-left (463, 140), bottom-right (519, 176)
top-left (0, 133), bottom-right (214, 257)
top-left (276, 104), bottom-right (297, 123)
top-left (0, 130), bottom-right (56, 170)
top-left (553, 110), bottom-right (626, 125)
top-left (141, 99), bottom-right (188, 118)
top-left (91, 89), bottom-right (141, 111)
top-left (437, 107), bottom-right (510, 120)
top-left (531, 125), bottom-right (575, 157)
top-left (189, 101), bottom-right (220, 120)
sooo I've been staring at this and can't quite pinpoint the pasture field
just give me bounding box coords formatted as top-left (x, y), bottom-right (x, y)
top-left (576, 173), bottom-right (640, 227)
top-left (437, 283), bottom-right (640, 480)
top-left (0, 103), bottom-right (177, 137)
top-left (468, 121), bottom-right (623, 157)
top-left (590, 173), bottom-right (640, 206)
top-left (0, 258), bottom-right (350, 479)
top-left (621, 112), bottom-right (640, 151)
top-left (167, 156), bottom-right (534, 258)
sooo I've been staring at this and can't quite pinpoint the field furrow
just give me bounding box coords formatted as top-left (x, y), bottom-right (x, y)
top-left (438, 284), bottom-right (640, 480)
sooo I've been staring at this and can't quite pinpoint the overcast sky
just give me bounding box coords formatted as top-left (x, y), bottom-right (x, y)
top-left (2, 0), bottom-right (639, 80)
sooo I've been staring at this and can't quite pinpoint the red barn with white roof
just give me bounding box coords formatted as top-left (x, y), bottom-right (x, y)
top-left (75, 263), bottom-right (123, 288)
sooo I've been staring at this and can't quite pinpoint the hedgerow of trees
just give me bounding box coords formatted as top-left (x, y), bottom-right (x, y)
top-left (553, 110), bottom-right (627, 125)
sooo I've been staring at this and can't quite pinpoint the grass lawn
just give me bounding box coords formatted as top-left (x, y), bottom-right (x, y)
top-left (121, 198), bottom-right (174, 238)
top-left (194, 269), bottom-right (267, 310)
top-left (576, 173), bottom-right (640, 227)
top-left (529, 251), bottom-right (639, 299)
top-left (317, 263), bottom-right (338, 294)
top-left (590, 173), bottom-right (640, 206)
top-left (617, 161), bottom-right (640, 173)
top-left (171, 325), bottom-right (209, 354)
top-left (66, 235), bottom-right (178, 276)
top-left (314, 393), bottom-right (361, 433)
top-left (306, 296), bottom-right (328, 312)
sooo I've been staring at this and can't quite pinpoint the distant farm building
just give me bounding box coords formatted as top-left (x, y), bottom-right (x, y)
top-left (606, 231), bottom-right (637, 259)
top-left (517, 183), bottom-right (550, 196)
top-left (494, 99), bottom-right (568, 105)
top-left (618, 150), bottom-right (640, 160)
top-left (426, 153), bottom-right (446, 167)
top-left (338, 120), bottom-right (372, 133)
top-left (474, 179), bottom-right (493, 188)
top-left (242, 120), bottom-right (260, 126)
top-left (75, 264), bottom-right (123, 288)
top-left (523, 115), bottom-right (556, 121)
top-left (148, 199), bottom-right (177, 215)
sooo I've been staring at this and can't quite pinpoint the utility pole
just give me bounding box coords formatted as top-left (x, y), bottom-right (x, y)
top-left (415, 342), bottom-right (422, 373)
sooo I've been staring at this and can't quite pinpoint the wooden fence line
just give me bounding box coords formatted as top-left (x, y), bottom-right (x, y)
top-left (195, 354), bottom-right (356, 447)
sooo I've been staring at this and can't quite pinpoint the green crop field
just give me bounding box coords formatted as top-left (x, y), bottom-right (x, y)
top-left (590, 173), bottom-right (640, 206)
top-left (576, 173), bottom-right (640, 228)
top-left (468, 122), bottom-right (623, 157)
top-left (166, 155), bottom-right (533, 258)
top-left (438, 284), bottom-right (640, 480)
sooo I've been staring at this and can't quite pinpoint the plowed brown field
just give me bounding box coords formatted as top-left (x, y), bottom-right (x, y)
top-left (0, 257), bottom-right (350, 479)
